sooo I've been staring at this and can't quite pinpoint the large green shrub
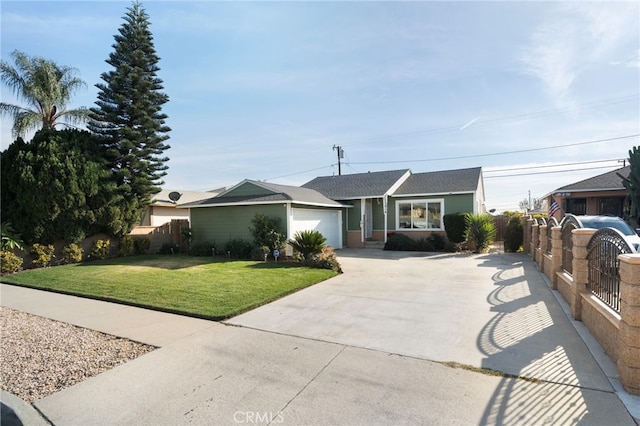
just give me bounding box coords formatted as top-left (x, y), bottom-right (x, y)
top-left (1, 250), bottom-right (23, 273)
top-left (61, 243), bottom-right (83, 264)
top-left (249, 214), bottom-right (285, 252)
top-left (190, 241), bottom-right (216, 256)
top-left (443, 213), bottom-right (466, 244)
top-left (464, 213), bottom-right (497, 253)
top-left (504, 216), bottom-right (524, 252)
top-left (288, 230), bottom-right (327, 260)
top-left (31, 243), bottom-right (55, 268)
top-left (384, 233), bottom-right (416, 251)
top-left (90, 239), bottom-right (110, 260)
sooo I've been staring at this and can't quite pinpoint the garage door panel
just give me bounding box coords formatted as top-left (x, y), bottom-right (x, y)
top-left (291, 208), bottom-right (341, 249)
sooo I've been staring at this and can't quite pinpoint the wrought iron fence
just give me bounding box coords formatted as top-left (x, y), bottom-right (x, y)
top-left (546, 217), bottom-right (559, 255)
top-left (561, 215), bottom-right (582, 274)
top-left (587, 228), bottom-right (634, 313)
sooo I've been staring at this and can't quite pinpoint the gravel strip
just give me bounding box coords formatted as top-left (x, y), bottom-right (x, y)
top-left (0, 306), bottom-right (156, 403)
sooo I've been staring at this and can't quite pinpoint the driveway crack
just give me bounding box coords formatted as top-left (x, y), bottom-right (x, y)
top-left (270, 345), bottom-right (346, 425)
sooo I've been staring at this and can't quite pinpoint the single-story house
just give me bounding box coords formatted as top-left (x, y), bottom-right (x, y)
top-left (303, 167), bottom-right (486, 247)
top-left (547, 166), bottom-right (630, 221)
top-left (181, 166), bottom-right (486, 251)
top-left (180, 180), bottom-right (347, 255)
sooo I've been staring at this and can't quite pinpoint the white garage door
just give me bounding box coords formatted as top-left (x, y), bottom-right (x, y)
top-left (291, 208), bottom-right (342, 249)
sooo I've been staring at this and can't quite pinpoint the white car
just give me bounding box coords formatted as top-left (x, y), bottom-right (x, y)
top-left (573, 215), bottom-right (640, 252)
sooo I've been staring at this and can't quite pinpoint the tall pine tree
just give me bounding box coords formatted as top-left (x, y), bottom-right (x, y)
top-left (88, 0), bottom-right (170, 236)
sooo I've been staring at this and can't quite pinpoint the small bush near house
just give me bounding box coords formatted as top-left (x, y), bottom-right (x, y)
top-left (465, 213), bottom-right (497, 253)
top-left (190, 241), bottom-right (216, 256)
top-left (415, 234), bottom-right (446, 252)
top-left (288, 230), bottom-right (327, 260)
top-left (31, 243), bottom-right (55, 268)
top-left (384, 233), bottom-right (416, 251)
top-left (443, 213), bottom-right (466, 244)
top-left (224, 238), bottom-right (253, 259)
top-left (61, 243), bottom-right (83, 264)
top-left (90, 239), bottom-right (111, 260)
top-left (0, 250), bottom-right (23, 273)
top-left (249, 214), bottom-right (286, 252)
top-left (119, 236), bottom-right (135, 256)
top-left (133, 237), bottom-right (151, 255)
top-left (503, 216), bottom-right (524, 252)
top-left (251, 246), bottom-right (270, 261)
top-left (159, 242), bottom-right (179, 255)
top-left (306, 246), bottom-right (342, 273)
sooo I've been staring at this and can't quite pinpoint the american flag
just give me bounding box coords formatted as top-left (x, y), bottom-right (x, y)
top-left (549, 196), bottom-right (561, 217)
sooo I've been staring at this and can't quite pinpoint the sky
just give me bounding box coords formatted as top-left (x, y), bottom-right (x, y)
top-left (1, 1), bottom-right (639, 213)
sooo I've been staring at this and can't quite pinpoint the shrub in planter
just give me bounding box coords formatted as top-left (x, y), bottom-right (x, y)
top-left (190, 241), bottom-right (216, 256)
top-left (464, 213), bottom-right (497, 253)
top-left (31, 243), bottom-right (55, 268)
top-left (224, 238), bottom-right (253, 259)
top-left (288, 230), bottom-right (327, 260)
top-left (90, 239), bottom-right (110, 260)
top-left (443, 213), bottom-right (466, 244)
top-left (61, 243), bottom-right (83, 264)
top-left (118, 236), bottom-right (134, 256)
top-left (249, 214), bottom-right (286, 252)
top-left (414, 237), bottom-right (434, 252)
top-left (384, 233), bottom-right (416, 251)
top-left (504, 216), bottom-right (524, 252)
top-left (306, 246), bottom-right (342, 273)
top-left (133, 237), bottom-right (151, 255)
top-left (159, 242), bottom-right (179, 255)
top-left (1, 250), bottom-right (23, 273)
top-left (251, 246), bottom-right (270, 261)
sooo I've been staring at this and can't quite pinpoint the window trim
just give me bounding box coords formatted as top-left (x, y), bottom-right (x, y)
top-left (395, 198), bottom-right (444, 231)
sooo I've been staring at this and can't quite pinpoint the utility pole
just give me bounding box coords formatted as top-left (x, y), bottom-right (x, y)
top-left (333, 145), bottom-right (344, 176)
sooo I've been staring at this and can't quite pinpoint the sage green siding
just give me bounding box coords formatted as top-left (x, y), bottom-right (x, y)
top-left (224, 182), bottom-right (274, 197)
top-left (191, 204), bottom-right (286, 244)
top-left (387, 194), bottom-right (474, 228)
top-left (343, 201), bottom-right (361, 231)
top-left (372, 199), bottom-right (385, 229)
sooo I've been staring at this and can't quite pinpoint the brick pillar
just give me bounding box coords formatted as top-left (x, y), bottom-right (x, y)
top-left (550, 226), bottom-right (562, 289)
top-left (539, 224), bottom-right (548, 271)
top-left (531, 223), bottom-right (539, 260)
top-left (618, 254), bottom-right (640, 395)
top-left (524, 217), bottom-right (533, 254)
top-left (571, 228), bottom-right (596, 321)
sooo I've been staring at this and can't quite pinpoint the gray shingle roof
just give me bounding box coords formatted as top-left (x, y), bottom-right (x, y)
top-left (302, 169), bottom-right (410, 199)
top-left (394, 167), bottom-right (482, 195)
top-left (555, 166), bottom-right (629, 192)
top-left (181, 180), bottom-right (343, 208)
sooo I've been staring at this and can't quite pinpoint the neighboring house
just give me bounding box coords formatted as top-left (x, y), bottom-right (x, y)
top-left (547, 166), bottom-right (630, 221)
top-left (304, 167), bottom-right (486, 247)
top-left (183, 166), bottom-right (485, 251)
top-left (180, 180), bottom-right (347, 254)
top-left (140, 188), bottom-right (224, 227)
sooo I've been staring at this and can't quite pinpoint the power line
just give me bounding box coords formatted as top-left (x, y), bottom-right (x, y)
top-left (265, 164), bottom-right (335, 181)
top-left (484, 165), bottom-right (619, 179)
top-left (348, 134), bottom-right (639, 165)
top-left (483, 158), bottom-right (624, 174)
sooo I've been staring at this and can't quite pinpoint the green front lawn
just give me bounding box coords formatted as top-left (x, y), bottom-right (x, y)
top-left (0, 255), bottom-right (337, 320)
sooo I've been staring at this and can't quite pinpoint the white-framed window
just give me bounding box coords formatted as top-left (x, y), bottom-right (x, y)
top-left (396, 199), bottom-right (444, 230)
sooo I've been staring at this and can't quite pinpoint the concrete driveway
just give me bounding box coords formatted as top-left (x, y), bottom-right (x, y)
top-left (228, 249), bottom-right (609, 390)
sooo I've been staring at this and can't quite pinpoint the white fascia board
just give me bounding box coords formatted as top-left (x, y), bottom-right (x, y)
top-left (186, 200), bottom-right (350, 209)
top-left (392, 191), bottom-right (473, 198)
top-left (553, 187), bottom-right (625, 193)
top-left (386, 170), bottom-right (412, 196)
top-left (213, 179), bottom-right (253, 198)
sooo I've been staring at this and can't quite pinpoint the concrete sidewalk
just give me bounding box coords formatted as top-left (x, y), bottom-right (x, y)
top-left (1, 250), bottom-right (639, 425)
